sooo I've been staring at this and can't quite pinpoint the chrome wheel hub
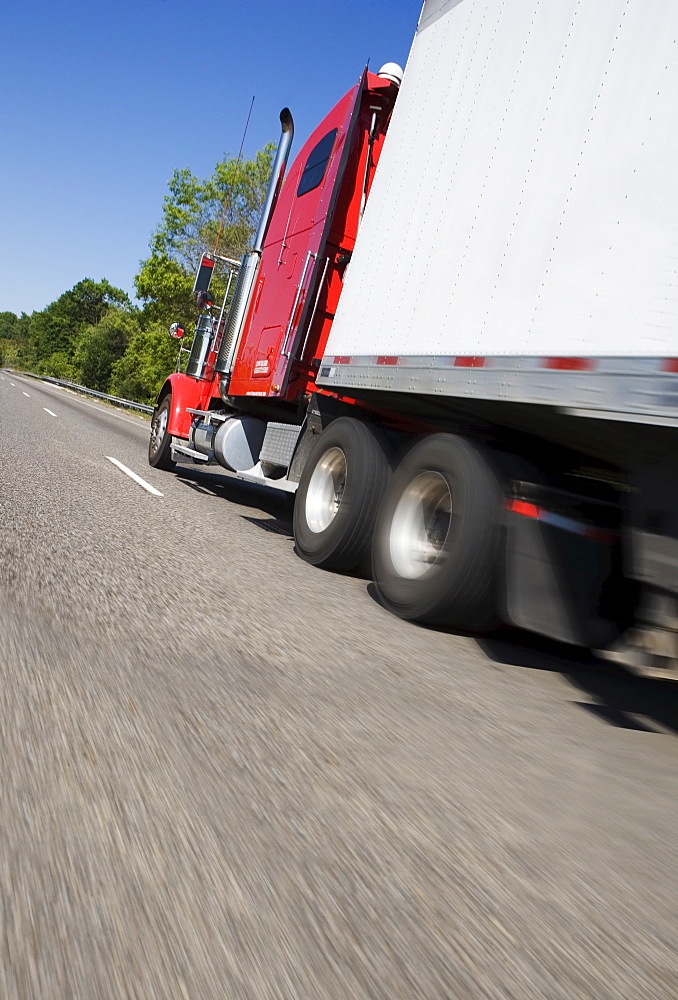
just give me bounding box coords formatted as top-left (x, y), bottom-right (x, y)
top-left (305, 447), bottom-right (347, 533)
top-left (389, 471), bottom-right (452, 579)
top-left (150, 405), bottom-right (168, 454)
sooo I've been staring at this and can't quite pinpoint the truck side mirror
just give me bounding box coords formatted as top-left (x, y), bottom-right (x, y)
top-left (169, 323), bottom-right (185, 339)
top-left (193, 253), bottom-right (215, 294)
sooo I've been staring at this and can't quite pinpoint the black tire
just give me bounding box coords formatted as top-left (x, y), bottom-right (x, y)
top-left (293, 417), bottom-right (391, 572)
top-left (373, 434), bottom-right (502, 628)
top-left (148, 394), bottom-right (176, 471)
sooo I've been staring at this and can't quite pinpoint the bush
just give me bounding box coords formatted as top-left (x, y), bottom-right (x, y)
top-left (38, 352), bottom-right (77, 381)
top-left (110, 321), bottom-right (181, 404)
top-left (73, 309), bottom-right (139, 391)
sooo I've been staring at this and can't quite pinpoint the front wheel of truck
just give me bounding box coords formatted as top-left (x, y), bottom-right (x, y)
top-left (148, 394), bottom-right (176, 471)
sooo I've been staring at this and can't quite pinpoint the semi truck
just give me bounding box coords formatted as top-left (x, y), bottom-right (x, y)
top-left (149, 0), bottom-right (678, 677)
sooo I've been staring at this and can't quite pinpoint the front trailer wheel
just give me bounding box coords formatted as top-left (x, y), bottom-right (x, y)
top-left (373, 434), bottom-right (502, 629)
top-left (148, 394), bottom-right (176, 471)
top-left (293, 417), bottom-right (391, 572)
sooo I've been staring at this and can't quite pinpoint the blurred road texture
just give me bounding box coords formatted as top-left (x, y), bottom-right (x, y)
top-left (1, 371), bottom-right (676, 999)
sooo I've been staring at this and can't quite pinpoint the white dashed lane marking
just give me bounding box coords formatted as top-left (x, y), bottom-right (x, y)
top-left (23, 392), bottom-right (30, 397)
top-left (105, 457), bottom-right (164, 497)
top-left (43, 408), bottom-right (57, 417)
top-left (13, 376), bottom-right (148, 427)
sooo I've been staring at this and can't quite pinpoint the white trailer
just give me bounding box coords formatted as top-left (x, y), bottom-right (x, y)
top-left (304, 0), bottom-right (678, 674)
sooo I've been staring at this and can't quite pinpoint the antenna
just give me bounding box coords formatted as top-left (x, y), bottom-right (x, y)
top-left (213, 95), bottom-right (255, 256)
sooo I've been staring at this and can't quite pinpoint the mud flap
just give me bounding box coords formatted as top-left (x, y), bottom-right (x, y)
top-left (504, 512), bottom-right (621, 648)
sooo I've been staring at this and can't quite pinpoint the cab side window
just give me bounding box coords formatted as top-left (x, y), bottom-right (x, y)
top-left (297, 129), bottom-right (338, 197)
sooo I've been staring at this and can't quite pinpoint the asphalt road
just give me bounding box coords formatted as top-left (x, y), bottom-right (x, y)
top-left (0, 370), bottom-right (676, 1000)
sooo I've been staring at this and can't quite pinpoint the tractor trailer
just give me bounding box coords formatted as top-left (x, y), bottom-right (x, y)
top-left (149, 0), bottom-right (678, 677)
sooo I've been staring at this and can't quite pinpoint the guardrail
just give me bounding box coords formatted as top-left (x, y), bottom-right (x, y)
top-left (9, 371), bottom-right (154, 414)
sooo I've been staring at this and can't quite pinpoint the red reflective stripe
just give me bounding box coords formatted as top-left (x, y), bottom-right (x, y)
top-left (507, 501), bottom-right (618, 542)
top-left (377, 356), bottom-right (398, 365)
top-left (660, 358), bottom-right (678, 373)
top-left (585, 527), bottom-right (617, 545)
top-left (506, 499), bottom-right (540, 519)
top-left (454, 356), bottom-right (486, 367)
top-left (333, 356), bottom-right (351, 364)
top-left (200, 256), bottom-right (215, 268)
top-left (542, 357), bottom-right (595, 371)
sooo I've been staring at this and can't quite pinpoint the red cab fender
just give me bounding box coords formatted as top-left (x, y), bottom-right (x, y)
top-left (155, 373), bottom-right (203, 439)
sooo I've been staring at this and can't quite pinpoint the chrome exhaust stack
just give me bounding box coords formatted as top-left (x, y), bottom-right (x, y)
top-left (252, 108), bottom-right (294, 254)
top-left (214, 108), bottom-right (294, 381)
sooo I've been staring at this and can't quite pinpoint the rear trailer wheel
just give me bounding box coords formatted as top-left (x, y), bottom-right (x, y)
top-left (373, 434), bottom-right (502, 628)
top-left (293, 417), bottom-right (391, 572)
top-left (148, 394), bottom-right (175, 471)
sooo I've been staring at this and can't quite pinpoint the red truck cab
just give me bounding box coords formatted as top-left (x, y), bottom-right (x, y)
top-left (157, 65), bottom-right (401, 441)
top-left (228, 67), bottom-right (398, 402)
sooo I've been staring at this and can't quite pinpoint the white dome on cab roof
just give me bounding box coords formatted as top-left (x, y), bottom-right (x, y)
top-left (377, 63), bottom-right (403, 86)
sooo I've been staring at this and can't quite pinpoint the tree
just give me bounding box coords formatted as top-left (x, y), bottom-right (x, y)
top-left (0, 311), bottom-right (19, 341)
top-left (1, 142), bottom-right (276, 405)
top-left (0, 311), bottom-right (31, 367)
top-left (38, 351), bottom-right (77, 381)
top-left (27, 278), bottom-right (131, 369)
top-left (110, 321), bottom-right (181, 404)
top-left (134, 253), bottom-right (195, 325)
top-left (135, 144), bottom-right (275, 324)
top-left (0, 338), bottom-right (20, 369)
top-left (53, 278), bottom-right (130, 328)
top-left (0, 312), bottom-right (21, 368)
top-left (74, 309), bottom-right (139, 390)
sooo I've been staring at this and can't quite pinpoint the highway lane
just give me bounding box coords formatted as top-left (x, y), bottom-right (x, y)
top-left (0, 371), bottom-right (676, 999)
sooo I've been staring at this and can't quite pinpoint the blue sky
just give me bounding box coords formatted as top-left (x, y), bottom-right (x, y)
top-left (0, 1), bottom-right (420, 316)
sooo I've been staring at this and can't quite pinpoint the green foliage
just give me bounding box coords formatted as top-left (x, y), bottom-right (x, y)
top-left (27, 278), bottom-right (131, 366)
top-left (74, 309), bottom-right (138, 391)
top-left (38, 351), bottom-right (78, 380)
top-left (134, 253), bottom-right (195, 325)
top-left (110, 321), bottom-right (180, 404)
top-left (0, 280), bottom-right (134, 390)
top-left (0, 311), bottom-right (21, 342)
top-left (151, 144), bottom-right (275, 268)
top-left (135, 143), bottom-right (275, 324)
top-left (26, 310), bottom-right (66, 367)
top-left (54, 277), bottom-right (130, 327)
top-left (1, 141), bottom-right (274, 405)
top-left (0, 338), bottom-right (20, 369)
